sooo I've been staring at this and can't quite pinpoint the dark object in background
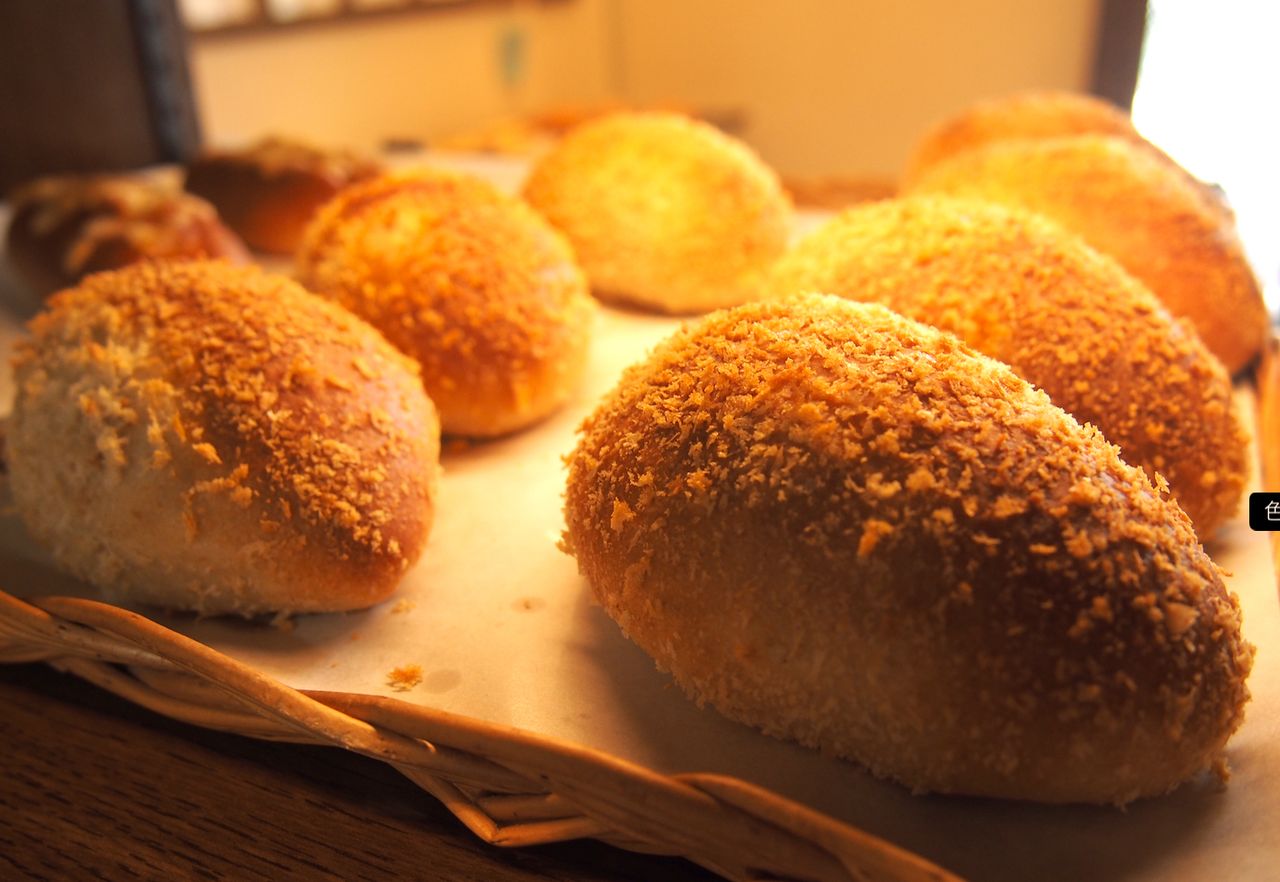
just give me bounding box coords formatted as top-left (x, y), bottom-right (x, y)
top-left (0, 0), bottom-right (200, 193)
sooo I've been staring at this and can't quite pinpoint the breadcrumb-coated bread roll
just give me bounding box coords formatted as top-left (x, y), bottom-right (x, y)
top-left (771, 196), bottom-right (1248, 536)
top-left (185, 136), bottom-right (384, 254)
top-left (563, 294), bottom-right (1253, 804)
top-left (906, 134), bottom-right (1268, 374)
top-left (7, 260), bottom-right (440, 616)
top-left (6, 173), bottom-right (249, 298)
top-left (296, 168), bottom-right (595, 438)
top-left (522, 112), bottom-right (792, 314)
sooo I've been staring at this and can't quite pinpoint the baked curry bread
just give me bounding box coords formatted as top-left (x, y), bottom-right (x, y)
top-left (771, 196), bottom-right (1248, 536)
top-left (297, 168), bottom-right (595, 438)
top-left (563, 294), bottom-right (1253, 804)
top-left (906, 134), bottom-right (1268, 374)
top-left (7, 260), bottom-right (440, 616)
top-left (522, 111), bottom-right (792, 314)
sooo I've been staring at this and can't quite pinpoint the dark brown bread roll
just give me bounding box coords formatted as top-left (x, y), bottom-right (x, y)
top-left (185, 136), bottom-right (384, 255)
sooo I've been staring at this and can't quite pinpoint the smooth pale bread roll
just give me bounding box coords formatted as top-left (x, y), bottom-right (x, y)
top-left (906, 134), bottom-right (1268, 374)
top-left (296, 168), bottom-right (595, 438)
top-left (564, 294), bottom-right (1253, 804)
top-left (7, 260), bottom-right (440, 616)
top-left (771, 196), bottom-right (1248, 536)
top-left (185, 136), bottom-right (384, 254)
top-left (522, 111), bottom-right (792, 314)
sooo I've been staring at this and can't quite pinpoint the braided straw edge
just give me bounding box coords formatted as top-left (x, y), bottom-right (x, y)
top-left (0, 587), bottom-right (961, 882)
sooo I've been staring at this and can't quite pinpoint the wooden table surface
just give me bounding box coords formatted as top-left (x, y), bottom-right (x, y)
top-left (0, 662), bottom-right (721, 881)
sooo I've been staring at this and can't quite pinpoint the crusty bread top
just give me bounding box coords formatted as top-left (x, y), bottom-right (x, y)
top-left (296, 169), bottom-right (593, 429)
top-left (906, 134), bottom-right (1268, 374)
top-left (566, 295), bottom-right (1254, 800)
top-left (13, 260), bottom-right (436, 569)
top-left (521, 111), bottom-right (792, 312)
top-left (903, 91), bottom-right (1142, 185)
top-left (770, 195), bottom-right (1248, 535)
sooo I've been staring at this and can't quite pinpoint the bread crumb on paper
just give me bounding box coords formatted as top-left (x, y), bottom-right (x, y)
top-left (386, 664), bottom-right (423, 692)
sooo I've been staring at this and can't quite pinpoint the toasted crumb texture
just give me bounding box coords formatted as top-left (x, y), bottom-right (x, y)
top-left (563, 294), bottom-right (1254, 804)
top-left (297, 168), bottom-right (595, 438)
top-left (7, 260), bottom-right (440, 615)
top-left (522, 112), bottom-right (792, 314)
top-left (771, 196), bottom-right (1248, 536)
top-left (906, 134), bottom-right (1268, 374)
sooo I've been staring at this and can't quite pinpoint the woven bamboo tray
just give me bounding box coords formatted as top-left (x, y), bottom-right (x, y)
top-left (0, 588), bottom-right (957, 882)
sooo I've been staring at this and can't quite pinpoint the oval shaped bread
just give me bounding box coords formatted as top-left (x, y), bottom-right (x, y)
top-left (905, 134), bottom-right (1268, 374)
top-left (297, 168), bottom-right (595, 438)
top-left (563, 294), bottom-right (1253, 804)
top-left (185, 136), bottom-right (384, 254)
top-left (7, 260), bottom-right (440, 616)
top-left (771, 196), bottom-right (1247, 536)
top-left (522, 111), bottom-right (792, 314)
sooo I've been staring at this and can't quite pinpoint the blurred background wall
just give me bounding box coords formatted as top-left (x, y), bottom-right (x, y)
top-left (189, 0), bottom-right (1103, 181)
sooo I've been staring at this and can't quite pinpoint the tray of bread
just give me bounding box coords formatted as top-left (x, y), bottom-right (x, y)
top-left (1, 93), bottom-right (1278, 882)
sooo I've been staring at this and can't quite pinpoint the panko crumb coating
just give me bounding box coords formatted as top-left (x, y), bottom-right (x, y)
top-left (7, 260), bottom-right (440, 616)
top-left (906, 134), bottom-right (1268, 374)
top-left (522, 112), bottom-right (792, 314)
top-left (297, 168), bottom-right (595, 438)
top-left (771, 196), bottom-right (1248, 536)
top-left (564, 294), bottom-right (1253, 804)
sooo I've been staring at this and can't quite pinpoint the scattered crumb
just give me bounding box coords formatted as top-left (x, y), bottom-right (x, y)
top-left (513, 596), bottom-right (546, 612)
top-left (386, 664), bottom-right (423, 692)
top-left (269, 611), bottom-right (296, 633)
top-left (390, 598), bottom-right (416, 615)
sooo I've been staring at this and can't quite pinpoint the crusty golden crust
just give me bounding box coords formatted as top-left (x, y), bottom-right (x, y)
top-left (185, 136), bottom-right (384, 254)
top-left (903, 91), bottom-right (1142, 185)
top-left (906, 134), bottom-right (1268, 374)
top-left (563, 294), bottom-right (1253, 804)
top-left (7, 260), bottom-right (440, 615)
top-left (296, 168), bottom-right (595, 438)
top-left (5, 174), bottom-right (249, 298)
top-left (902, 91), bottom-right (1235, 225)
top-left (771, 196), bottom-right (1248, 536)
top-left (522, 111), bottom-right (792, 314)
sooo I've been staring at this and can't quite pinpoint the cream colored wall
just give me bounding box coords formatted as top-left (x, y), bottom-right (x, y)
top-left (612, 0), bottom-right (1104, 180)
top-left (191, 0), bottom-right (1102, 179)
top-left (189, 2), bottom-right (615, 151)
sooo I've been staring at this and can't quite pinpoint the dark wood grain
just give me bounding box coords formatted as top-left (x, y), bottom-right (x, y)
top-left (0, 663), bottom-right (720, 882)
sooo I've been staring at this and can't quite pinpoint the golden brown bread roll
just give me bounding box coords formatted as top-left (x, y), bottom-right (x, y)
top-left (771, 196), bottom-right (1247, 536)
top-left (5, 173), bottom-right (249, 298)
top-left (185, 136), bottom-right (384, 254)
top-left (296, 168), bottom-right (594, 438)
top-left (564, 294), bottom-right (1253, 804)
top-left (7, 260), bottom-right (440, 616)
top-left (902, 91), bottom-right (1235, 225)
top-left (906, 134), bottom-right (1268, 374)
top-left (522, 111), bottom-right (792, 314)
